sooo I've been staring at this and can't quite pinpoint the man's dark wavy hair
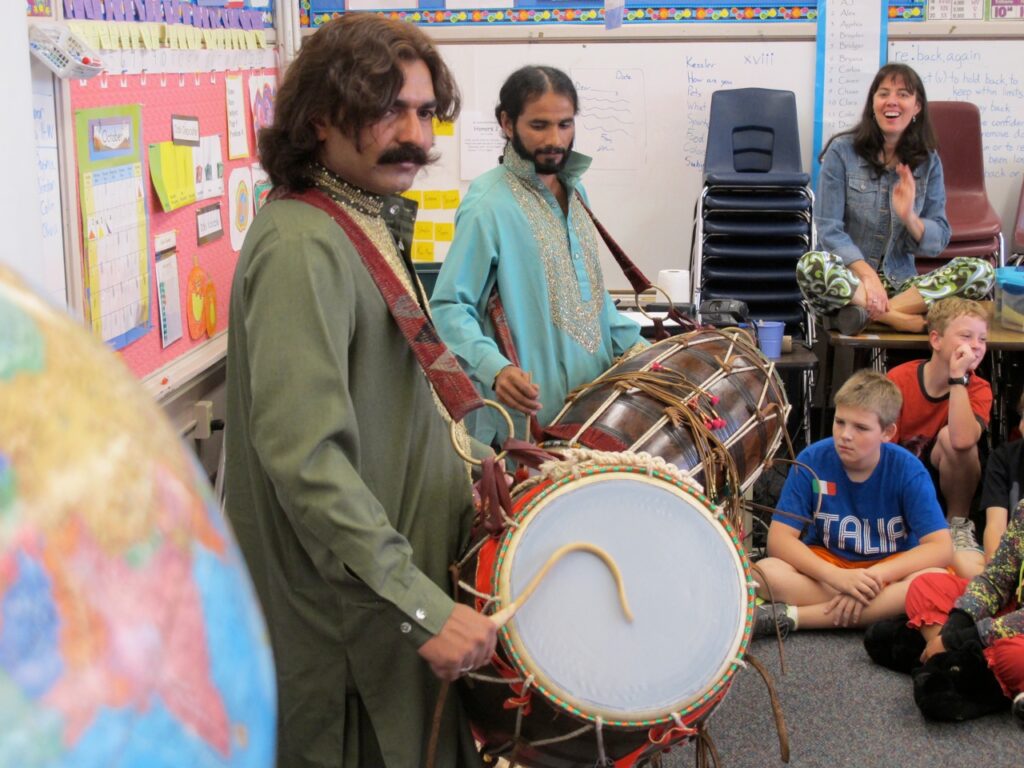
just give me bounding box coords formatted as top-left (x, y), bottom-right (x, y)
top-left (258, 15), bottom-right (460, 190)
top-left (821, 63), bottom-right (936, 176)
top-left (494, 65), bottom-right (578, 126)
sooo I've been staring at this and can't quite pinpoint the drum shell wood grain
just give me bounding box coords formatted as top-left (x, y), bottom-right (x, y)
top-left (541, 331), bottom-right (789, 492)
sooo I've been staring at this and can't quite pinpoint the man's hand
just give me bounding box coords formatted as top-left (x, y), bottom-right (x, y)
top-left (494, 365), bottom-right (541, 415)
top-left (418, 604), bottom-right (498, 681)
top-left (824, 566), bottom-right (884, 604)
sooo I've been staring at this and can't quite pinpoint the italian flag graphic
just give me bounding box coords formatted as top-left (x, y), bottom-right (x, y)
top-left (812, 479), bottom-right (837, 496)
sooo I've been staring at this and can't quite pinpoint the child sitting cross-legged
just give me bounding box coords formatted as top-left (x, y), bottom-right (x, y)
top-left (753, 370), bottom-right (954, 639)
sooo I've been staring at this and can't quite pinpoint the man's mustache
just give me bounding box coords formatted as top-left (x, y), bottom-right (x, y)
top-left (378, 143), bottom-right (433, 166)
top-left (534, 146), bottom-right (567, 156)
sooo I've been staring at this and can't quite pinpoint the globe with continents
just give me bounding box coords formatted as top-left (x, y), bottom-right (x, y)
top-left (0, 267), bottom-right (276, 767)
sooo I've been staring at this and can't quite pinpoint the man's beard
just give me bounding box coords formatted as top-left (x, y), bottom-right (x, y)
top-left (510, 129), bottom-right (573, 174)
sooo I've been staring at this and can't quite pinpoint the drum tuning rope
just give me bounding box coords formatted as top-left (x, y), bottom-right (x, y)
top-left (489, 542), bottom-right (634, 628)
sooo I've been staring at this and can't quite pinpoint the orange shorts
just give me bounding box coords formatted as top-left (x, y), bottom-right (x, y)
top-left (808, 546), bottom-right (956, 575)
top-left (808, 546), bottom-right (901, 569)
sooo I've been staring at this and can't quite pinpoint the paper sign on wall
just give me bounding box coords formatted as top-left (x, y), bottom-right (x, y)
top-left (225, 74), bottom-right (250, 159)
top-left (228, 166), bottom-right (254, 251)
top-left (171, 115), bottom-right (200, 146)
top-left (196, 202), bottom-right (225, 245)
top-left (193, 135), bottom-right (225, 201)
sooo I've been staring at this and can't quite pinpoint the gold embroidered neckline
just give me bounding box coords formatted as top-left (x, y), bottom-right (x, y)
top-left (306, 162), bottom-right (384, 218)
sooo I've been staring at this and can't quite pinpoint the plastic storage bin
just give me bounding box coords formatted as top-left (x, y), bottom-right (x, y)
top-left (995, 266), bottom-right (1024, 332)
top-left (28, 24), bottom-right (103, 80)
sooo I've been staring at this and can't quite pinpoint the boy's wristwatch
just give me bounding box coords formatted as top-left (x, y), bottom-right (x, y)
top-left (947, 374), bottom-right (970, 386)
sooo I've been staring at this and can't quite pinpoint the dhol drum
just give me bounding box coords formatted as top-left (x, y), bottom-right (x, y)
top-left (542, 329), bottom-right (790, 497)
top-left (456, 452), bottom-right (755, 768)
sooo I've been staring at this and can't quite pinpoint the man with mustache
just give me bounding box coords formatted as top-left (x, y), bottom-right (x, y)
top-left (224, 16), bottom-right (496, 767)
top-left (431, 66), bottom-right (645, 446)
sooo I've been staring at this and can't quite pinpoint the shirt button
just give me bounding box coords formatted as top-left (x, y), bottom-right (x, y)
top-left (415, 608), bottom-right (426, 620)
top-left (389, 205), bottom-right (398, 215)
top-left (400, 622), bottom-right (412, 634)
top-left (573, 252), bottom-right (580, 260)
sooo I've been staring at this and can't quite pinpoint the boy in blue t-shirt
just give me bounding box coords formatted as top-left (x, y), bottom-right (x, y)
top-left (753, 370), bottom-right (954, 638)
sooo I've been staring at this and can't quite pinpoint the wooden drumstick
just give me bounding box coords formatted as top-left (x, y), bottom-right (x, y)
top-left (490, 542), bottom-right (634, 627)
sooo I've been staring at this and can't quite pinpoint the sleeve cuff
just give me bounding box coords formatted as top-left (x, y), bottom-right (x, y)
top-left (386, 569), bottom-right (458, 640)
top-left (915, 219), bottom-right (945, 257)
top-left (477, 353), bottom-right (513, 390)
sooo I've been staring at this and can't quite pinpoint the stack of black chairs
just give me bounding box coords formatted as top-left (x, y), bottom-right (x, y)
top-left (691, 87), bottom-right (814, 340)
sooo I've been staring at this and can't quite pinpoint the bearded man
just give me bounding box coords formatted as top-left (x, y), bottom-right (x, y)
top-left (431, 65), bottom-right (645, 447)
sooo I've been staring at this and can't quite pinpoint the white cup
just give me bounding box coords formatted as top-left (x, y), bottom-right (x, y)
top-left (656, 269), bottom-right (691, 304)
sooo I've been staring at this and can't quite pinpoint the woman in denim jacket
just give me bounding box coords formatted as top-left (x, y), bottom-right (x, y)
top-left (797, 64), bottom-right (994, 335)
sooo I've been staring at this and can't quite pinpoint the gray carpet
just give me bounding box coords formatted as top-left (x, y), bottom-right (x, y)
top-left (661, 631), bottom-right (1020, 768)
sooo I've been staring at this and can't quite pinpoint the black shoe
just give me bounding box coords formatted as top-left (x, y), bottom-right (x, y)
top-left (835, 304), bottom-right (869, 336)
top-left (864, 615), bottom-right (925, 674)
top-left (1013, 693), bottom-right (1024, 728)
top-left (911, 646), bottom-right (1007, 721)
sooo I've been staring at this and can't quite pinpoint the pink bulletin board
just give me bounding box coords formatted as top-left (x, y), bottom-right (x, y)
top-left (68, 65), bottom-right (276, 380)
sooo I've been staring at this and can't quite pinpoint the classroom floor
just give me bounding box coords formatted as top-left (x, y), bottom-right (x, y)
top-left (662, 631), bottom-right (1020, 768)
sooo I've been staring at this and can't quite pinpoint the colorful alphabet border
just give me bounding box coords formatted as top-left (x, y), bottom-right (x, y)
top-left (302, 1), bottom-right (925, 27)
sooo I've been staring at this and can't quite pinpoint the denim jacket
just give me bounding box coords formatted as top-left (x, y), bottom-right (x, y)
top-left (815, 134), bottom-right (951, 285)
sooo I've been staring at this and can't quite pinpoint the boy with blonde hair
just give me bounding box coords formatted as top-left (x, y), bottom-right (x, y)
top-left (754, 371), bottom-right (953, 638)
top-left (887, 297), bottom-right (992, 578)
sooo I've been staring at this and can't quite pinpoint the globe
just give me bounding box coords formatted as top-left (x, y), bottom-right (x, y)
top-left (0, 267), bottom-right (276, 767)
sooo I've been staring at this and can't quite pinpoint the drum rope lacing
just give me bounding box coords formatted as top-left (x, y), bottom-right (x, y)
top-left (550, 327), bottom-right (789, 530)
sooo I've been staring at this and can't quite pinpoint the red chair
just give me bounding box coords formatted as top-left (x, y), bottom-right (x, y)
top-left (917, 101), bottom-right (1003, 274)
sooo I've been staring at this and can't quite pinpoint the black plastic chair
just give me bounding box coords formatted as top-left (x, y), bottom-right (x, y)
top-left (703, 88), bottom-right (810, 188)
top-left (691, 87), bottom-right (813, 340)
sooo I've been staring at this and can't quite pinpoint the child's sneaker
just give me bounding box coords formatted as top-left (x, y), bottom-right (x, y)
top-left (1013, 693), bottom-right (1024, 728)
top-left (752, 602), bottom-right (795, 639)
top-left (949, 517), bottom-right (983, 553)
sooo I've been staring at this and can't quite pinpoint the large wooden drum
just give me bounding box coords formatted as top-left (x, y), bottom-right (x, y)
top-left (541, 329), bottom-right (790, 496)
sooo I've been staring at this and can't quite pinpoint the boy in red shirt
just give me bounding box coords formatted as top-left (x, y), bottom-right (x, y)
top-left (887, 298), bottom-right (992, 578)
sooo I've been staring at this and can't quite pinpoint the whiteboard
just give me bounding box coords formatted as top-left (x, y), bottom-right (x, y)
top-left (889, 39), bottom-right (1024, 253)
top-left (418, 40), bottom-right (817, 289)
top-left (30, 57), bottom-right (68, 310)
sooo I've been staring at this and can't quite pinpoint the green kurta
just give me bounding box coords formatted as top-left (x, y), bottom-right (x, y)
top-left (225, 194), bottom-right (482, 767)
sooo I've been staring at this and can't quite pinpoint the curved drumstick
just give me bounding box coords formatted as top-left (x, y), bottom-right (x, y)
top-left (490, 542), bottom-right (634, 627)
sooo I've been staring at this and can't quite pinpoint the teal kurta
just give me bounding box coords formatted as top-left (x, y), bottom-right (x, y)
top-left (430, 145), bottom-right (645, 445)
top-left (225, 191), bottom-right (482, 767)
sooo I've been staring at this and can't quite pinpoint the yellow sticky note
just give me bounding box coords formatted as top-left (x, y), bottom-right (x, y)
top-left (414, 221), bottom-right (434, 240)
top-left (118, 24), bottom-right (133, 50)
top-left (435, 223), bottom-right (455, 242)
top-left (442, 189), bottom-right (461, 209)
top-left (402, 190), bottom-right (423, 204)
top-left (140, 23), bottom-right (157, 49)
top-left (98, 23), bottom-right (114, 50)
top-left (422, 190), bottom-right (442, 210)
top-left (413, 241), bottom-right (435, 262)
top-left (432, 118), bottom-right (455, 137)
top-left (255, 30), bottom-right (268, 49)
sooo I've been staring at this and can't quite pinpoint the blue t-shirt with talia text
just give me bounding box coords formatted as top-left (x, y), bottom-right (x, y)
top-left (774, 439), bottom-right (947, 562)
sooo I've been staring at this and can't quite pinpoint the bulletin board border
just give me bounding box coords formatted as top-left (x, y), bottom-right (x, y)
top-left (302, 2), bottom-right (925, 28)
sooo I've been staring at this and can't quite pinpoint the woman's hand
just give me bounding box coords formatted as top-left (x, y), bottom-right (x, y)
top-left (850, 261), bottom-right (889, 317)
top-left (892, 163), bottom-right (925, 242)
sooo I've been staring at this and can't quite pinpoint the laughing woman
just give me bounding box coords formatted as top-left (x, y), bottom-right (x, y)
top-left (797, 63), bottom-right (994, 335)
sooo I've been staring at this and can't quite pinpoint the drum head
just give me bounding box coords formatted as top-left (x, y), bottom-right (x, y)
top-left (498, 469), bottom-right (750, 724)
